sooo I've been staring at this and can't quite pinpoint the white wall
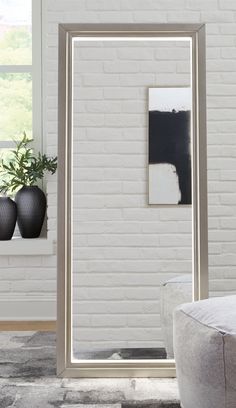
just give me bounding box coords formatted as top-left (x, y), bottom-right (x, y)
top-left (1, 0), bottom-right (236, 326)
top-left (72, 39), bottom-right (192, 351)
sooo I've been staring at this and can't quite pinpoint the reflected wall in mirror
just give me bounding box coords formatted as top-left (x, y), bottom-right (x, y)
top-left (57, 24), bottom-right (208, 378)
top-left (72, 37), bottom-right (192, 361)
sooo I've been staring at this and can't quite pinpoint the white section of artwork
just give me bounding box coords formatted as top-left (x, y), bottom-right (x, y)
top-left (148, 163), bottom-right (181, 205)
top-left (149, 87), bottom-right (192, 112)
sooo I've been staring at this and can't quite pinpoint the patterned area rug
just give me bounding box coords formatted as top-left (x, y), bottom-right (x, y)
top-left (0, 331), bottom-right (180, 408)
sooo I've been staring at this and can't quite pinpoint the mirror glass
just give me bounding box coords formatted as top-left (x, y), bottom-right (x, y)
top-left (71, 37), bottom-right (192, 361)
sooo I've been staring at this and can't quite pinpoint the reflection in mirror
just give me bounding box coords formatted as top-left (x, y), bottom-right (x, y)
top-left (72, 38), bottom-right (192, 361)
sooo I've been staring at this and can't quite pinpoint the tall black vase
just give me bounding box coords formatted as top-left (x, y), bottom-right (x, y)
top-left (15, 186), bottom-right (46, 238)
top-left (0, 197), bottom-right (17, 240)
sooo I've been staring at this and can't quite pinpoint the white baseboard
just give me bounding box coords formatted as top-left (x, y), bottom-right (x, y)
top-left (0, 295), bottom-right (56, 320)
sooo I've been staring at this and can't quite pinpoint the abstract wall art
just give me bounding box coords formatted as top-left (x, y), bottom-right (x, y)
top-left (148, 87), bottom-right (192, 205)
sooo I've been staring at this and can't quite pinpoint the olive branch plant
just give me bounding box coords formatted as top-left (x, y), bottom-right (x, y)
top-left (0, 133), bottom-right (57, 196)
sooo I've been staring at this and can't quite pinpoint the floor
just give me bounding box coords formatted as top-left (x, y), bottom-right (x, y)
top-left (0, 331), bottom-right (181, 408)
top-left (74, 347), bottom-right (167, 360)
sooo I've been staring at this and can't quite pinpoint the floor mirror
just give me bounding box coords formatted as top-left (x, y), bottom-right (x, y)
top-left (57, 24), bottom-right (208, 378)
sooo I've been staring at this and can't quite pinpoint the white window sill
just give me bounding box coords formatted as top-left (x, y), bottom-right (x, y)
top-left (0, 237), bottom-right (55, 256)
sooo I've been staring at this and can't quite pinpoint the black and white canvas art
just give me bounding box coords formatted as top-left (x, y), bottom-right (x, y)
top-left (148, 87), bottom-right (192, 205)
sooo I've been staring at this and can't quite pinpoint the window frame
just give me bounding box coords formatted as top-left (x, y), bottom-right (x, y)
top-left (0, 0), bottom-right (42, 151)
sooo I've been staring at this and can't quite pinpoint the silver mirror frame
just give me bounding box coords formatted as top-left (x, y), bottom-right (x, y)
top-left (57, 23), bottom-right (208, 378)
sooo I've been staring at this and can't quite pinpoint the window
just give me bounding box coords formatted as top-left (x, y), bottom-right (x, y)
top-left (0, 0), bottom-right (42, 152)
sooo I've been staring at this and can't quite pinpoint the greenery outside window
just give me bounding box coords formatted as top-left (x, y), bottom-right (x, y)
top-left (0, 0), bottom-right (42, 152)
top-left (0, 0), bottom-right (47, 244)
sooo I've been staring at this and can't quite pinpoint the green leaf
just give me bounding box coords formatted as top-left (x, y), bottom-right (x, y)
top-left (0, 132), bottom-right (57, 195)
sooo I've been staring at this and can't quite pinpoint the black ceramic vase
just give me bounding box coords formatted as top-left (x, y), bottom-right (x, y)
top-left (15, 186), bottom-right (46, 238)
top-left (0, 197), bottom-right (17, 240)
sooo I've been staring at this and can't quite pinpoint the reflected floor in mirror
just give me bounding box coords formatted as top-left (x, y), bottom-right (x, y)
top-left (73, 347), bottom-right (167, 360)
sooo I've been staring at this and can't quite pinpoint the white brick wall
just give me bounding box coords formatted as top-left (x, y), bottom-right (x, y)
top-left (72, 39), bottom-right (192, 350)
top-left (1, 2), bottom-right (236, 348)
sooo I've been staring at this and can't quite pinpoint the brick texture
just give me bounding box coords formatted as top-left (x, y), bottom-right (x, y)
top-left (72, 39), bottom-right (191, 350)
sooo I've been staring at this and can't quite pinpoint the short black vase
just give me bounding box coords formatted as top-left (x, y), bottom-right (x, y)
top-left (0, 197), bottom-right (17, 240)
top-left (15, 186), bottom-right (46, 238)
